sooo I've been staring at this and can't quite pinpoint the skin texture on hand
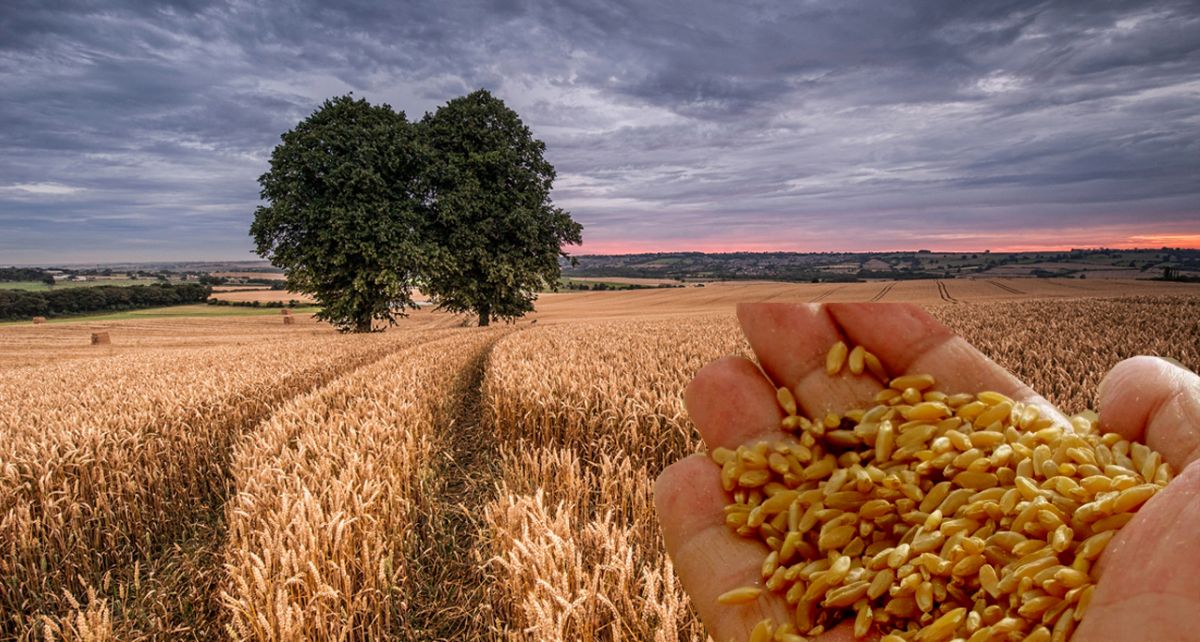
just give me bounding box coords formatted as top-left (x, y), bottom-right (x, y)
top-left (654, 302), bottom-right (1200, 642)
top-left (1073, 356), bottom-right (1200, 641)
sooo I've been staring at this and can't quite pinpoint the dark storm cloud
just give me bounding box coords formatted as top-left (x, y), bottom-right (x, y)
top-left (1, 0), bottom-right (1198, 262)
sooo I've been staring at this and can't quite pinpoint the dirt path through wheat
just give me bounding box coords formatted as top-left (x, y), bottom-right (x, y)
top-left (401, 333), bottom-right (506, 641)
top-left (90, 338), bottom-right (436, 641)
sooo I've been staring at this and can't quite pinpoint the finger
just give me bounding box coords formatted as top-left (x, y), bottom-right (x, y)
top-left (818, 621), bottom-right (882, 642)
top-left (655, 455), bottom-right (792, 640)
top-left (737, 303), bottom-right (883, 418)
top-left (1097, 356), bottom-right (1200, 471)
top-left (1074, 461), bottom-right (1200, 641)
top-left (825, 303), bottom-right (1067, 421)
top-left (824, 302), bottom-right (1028, 397)
top-left (685, 356), bottom-right (786, 451)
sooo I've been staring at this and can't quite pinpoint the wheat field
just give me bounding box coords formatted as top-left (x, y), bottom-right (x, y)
top-left (1, 286), bottom-right (1198, 641)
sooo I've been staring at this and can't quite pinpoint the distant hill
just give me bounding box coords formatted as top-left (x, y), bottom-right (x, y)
top-left (33, 260), bottom-right (281, 273)
top-left (13, 249), bottom-right (1200, 284)
top-left (562, 248), bottom-right (1200, 282)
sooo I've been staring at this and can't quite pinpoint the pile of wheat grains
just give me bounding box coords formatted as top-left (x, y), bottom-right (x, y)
top-left (714, 341), bottom-right (1172, 642)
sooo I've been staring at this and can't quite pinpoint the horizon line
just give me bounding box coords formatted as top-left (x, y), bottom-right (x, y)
top-left (569, 245), bottom-right (1200, 257)
top-left (5, 245), bottom-right (1199, 268)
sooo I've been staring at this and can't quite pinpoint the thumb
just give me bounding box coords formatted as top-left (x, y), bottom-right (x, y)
top-left (1076, 356), bottom-right (1200, 641)
top-left (1096, 355), bottom-right (1200, 471)
top-left (1071, 461), bottom-right (1200, 641)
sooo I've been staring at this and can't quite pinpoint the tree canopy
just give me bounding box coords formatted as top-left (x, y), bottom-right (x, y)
top-left (421, 90), bottom-right (583, 326)
top-left (250, 95), bottom-right (428, 332)
top-left (251, 90), bottom-right (581, 331)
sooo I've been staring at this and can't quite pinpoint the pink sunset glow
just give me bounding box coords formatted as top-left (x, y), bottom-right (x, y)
top-left (571, 223), bottom-right (1200, 255)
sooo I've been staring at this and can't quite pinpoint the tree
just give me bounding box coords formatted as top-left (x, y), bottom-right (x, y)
top-left (420, 89), bottom-right (582, 326)
top-left (250, 95), bottom-right (428, 332)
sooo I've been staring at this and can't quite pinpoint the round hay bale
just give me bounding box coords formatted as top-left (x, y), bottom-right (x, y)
top-left (91, 332), bottom-right (111, 345)
top-left (32, 316), bottom-right (46, 324)
top-left (283, 316), bottom-right (295, 325)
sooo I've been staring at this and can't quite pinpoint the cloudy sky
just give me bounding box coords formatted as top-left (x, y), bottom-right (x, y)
top-left (1, 0), bottom-right (1198, 263)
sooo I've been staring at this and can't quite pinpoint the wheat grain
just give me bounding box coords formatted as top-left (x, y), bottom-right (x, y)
top-left (716, 586), bottom-right (763, 605)
top-left (717, 338), bottom-right (1175, 640)
top-left (826, 341), bottom-right (848, 375)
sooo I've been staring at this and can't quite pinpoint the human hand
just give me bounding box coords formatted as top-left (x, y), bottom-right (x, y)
top-left (654, 302), bottom-right (1200, 641)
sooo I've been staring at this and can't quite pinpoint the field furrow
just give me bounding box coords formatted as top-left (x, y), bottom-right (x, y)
top-left (870, 282), bottom-right (895, 302)
top-left (0, 329), bottom-right (452, 640)
top-left (220, 329), bottom-right (500, 641)
top-left (402, 333), bottom-right (506, 640)
top-left (808, 285), bottom-right (843, 302)
top-left (987, 279), bottom-right (1024, 295)
top-left (936, 280), bottom-right (959, 303)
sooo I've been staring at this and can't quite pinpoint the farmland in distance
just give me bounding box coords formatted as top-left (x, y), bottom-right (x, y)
top-left (0, 279), bottom-right (1197, 641)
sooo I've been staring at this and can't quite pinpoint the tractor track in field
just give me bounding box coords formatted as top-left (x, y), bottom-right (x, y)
top-left (989, 279), bottom-right (1025, 295)
top-left (809, 285), bottom-right (844, 302)
top-left (937, 280), bottom-right (960, 304)
top-left (870, 282), bottom-right (896, 302)
top-left (402, 333), bottom-right (505, 641)
top-left (67, 336), bottom-right (440, 642)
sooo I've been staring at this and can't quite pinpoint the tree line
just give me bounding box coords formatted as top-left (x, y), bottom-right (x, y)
top-left (0, 283), bottom-right (211, 321)
top-left (251, 89), bottom-right (582, 331)
top-left (0, 267), bottom-right (50, 282)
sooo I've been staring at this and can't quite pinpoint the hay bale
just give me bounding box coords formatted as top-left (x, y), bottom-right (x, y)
top-left (32, 316), bottom-right (46, 324)
top-left (91, 332), bottom-right (111, 345)
top-left (281, 308), bottom-right (292, 315)
top-left (283, 316), bottom-right (295, 325)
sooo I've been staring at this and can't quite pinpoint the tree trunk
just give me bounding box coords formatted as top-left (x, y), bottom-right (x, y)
top-left (478, 304), bottom-right (490, 327)
top-left (355, 317), bottom-right (372, 333)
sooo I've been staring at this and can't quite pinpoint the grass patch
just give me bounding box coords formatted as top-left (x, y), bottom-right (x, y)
top-left (1, 304), bottom-right (322, 325)
top-left (556, 278), bottom-right (659, 292)
top-left (0, 279), bottom-right (154, 292)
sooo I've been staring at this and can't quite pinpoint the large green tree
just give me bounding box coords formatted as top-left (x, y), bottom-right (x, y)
top-left (250, 96), bottom-right (428, 332)
top-left (420, 89), bottom-right (583, 326)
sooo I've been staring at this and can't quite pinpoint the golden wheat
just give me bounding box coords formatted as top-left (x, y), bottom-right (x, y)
top-left (480, 315), bottom-right (749, 641)
top-left (220, 330), bottom-right (498, 641)
top-left (931, 296), bottom-right (1200, 411)
top-left (0, 293), bottom-right (1196, 641)
top-left (0, 330), bottom-right (448, 639)
top-left (476, 297), bottom-right (1197, 641)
